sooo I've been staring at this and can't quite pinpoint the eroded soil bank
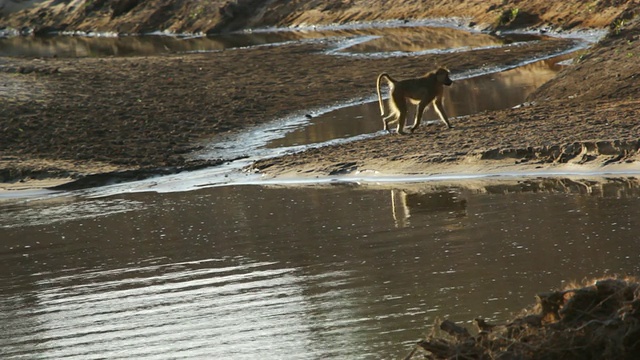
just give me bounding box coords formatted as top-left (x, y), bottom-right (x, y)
top-left (1, 0), bottom-right (639, 190)
top-left (0, 0), bottom-right (636, 35)
top-left (406, 277), bottom-right (640, 360)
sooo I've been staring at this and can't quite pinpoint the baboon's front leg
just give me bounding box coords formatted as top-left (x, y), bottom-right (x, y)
top-left (409, 101), bottom-right (429, 133)
top-left (434, 99), bottom-right (453, 128)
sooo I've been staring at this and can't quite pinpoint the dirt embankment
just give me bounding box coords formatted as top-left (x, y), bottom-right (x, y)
top-left (406, 277), bottom-right (640, 360)
top-left (251, 17), bottom-right (640, 179)
top-left (251, 5), bottom-right (640, 179)
top-left (1, 1), bottom-right (639, 190)
top-left (1, 0), bottom-right (636, 34)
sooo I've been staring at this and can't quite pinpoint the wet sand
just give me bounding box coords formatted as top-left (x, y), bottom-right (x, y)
top-left (1, 1), bottom-right (640, 191)
top-left (250, 20), bottom-right (640, 180)
top-left (0, 33), bottom-right (579, 187)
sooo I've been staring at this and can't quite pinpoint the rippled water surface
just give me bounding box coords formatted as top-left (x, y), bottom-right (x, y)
top-left (2, 179), bottom-right (640, 359)
top-left (2, 21), bottom-right (629, 360)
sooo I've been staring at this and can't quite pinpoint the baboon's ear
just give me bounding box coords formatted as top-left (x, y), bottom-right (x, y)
top-left (434, 64), bottom-right (449, 73)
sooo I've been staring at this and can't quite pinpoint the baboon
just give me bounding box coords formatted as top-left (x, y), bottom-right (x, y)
top-left (376, 67), bottom-right (453, 134)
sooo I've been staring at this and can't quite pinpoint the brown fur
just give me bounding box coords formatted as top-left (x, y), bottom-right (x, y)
top-left (376, 67), bottom-right (453, 134)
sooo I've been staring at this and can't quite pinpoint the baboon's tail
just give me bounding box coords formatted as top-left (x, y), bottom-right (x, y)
top-left (376, 73), bottom-right (394, 116)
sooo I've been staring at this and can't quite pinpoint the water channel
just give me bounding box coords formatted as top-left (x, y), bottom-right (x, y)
top-left (2, 179), bottom-right (639, 359)
top-left (0, 21), bottom-right (543, 58)
top-left (2, 23), bottom-right (637, 359)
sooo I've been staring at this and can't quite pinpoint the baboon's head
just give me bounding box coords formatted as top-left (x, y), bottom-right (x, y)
top-left (436, 67), bottom-right (453, 86)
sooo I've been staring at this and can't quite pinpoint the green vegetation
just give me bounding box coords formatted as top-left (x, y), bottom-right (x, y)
top-left (612, 18), bottom-right (625, 35)
top-left (510, 8), bottom-right (520, 22)
top-left (189, 5), bottom-right (205, 20)
top-left (494, 7), bottom-right (520, 28)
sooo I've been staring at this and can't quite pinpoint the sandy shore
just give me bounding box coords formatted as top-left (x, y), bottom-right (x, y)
top-left (1, 1), bottom-right (639, 192)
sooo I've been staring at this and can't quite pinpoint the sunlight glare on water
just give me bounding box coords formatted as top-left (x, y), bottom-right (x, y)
top-left (0, 21), bottom-right (625, 360)
top-left (1, 179), bottom-right (640, 359)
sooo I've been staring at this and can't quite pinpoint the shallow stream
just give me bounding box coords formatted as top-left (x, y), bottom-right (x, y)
top-left (2, 179), bottom-right (640, 359)
top-left (0, 21), bottom-right (545, 58)
top-left (2, 23), bottom-right (636, 360)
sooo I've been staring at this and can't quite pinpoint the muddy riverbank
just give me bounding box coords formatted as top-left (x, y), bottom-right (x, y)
top-left (406, 277), bottom-right (640, 360)
top-left (1, 1), bottom-right (639, 190)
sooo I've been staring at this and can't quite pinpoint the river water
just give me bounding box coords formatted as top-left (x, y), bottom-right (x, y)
top-left (0, 20), bottom-right (543, 58)
top-left (2, 179), bottom-right (640, 359)
top-left (2, 23), bottom-right (636, 360)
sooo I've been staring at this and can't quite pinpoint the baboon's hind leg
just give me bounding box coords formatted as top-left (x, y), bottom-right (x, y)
top-left (392, 93), bottom-right (408, 135)
top-left (383, 112), bottom-right (396, 132)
